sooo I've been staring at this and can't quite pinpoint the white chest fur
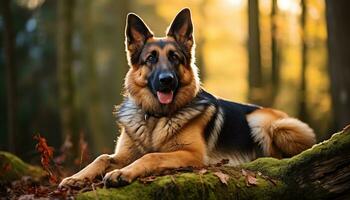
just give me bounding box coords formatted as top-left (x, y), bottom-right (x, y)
top-left (115, 97), bottom-right (212, 153)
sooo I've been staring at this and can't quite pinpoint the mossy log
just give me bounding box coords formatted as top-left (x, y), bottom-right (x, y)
top-left (78, 126), bottom-right (350, 200)
top-left (0, 151), bottom-right (46, 182)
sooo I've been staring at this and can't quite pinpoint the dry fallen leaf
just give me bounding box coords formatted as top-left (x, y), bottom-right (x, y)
top-left (139, 175), bottom-right (157, 184)
top-left (214, 171), bottom-right (230, 185)
top-left (198, 168), bottom-right (208, 175)
top-left (241, 169), bottom-right (258, 186)
top-left (246, 174), bottom-right (258, 186)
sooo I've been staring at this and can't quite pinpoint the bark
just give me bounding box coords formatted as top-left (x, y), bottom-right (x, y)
top-left (0, 0), bottom-right (17, 153)
top-left (298, 0), bottom-right (308, 122)
top-left (270, 0), bottom-right (280, 105)
top-left (247, 0), bottom-right (263, 105)
top-left (57, 0), bottom-right (79, 156)
top-left (326, 0), bottom-right (350, 132)
top-left (77, 126), bottom-right (350, 200)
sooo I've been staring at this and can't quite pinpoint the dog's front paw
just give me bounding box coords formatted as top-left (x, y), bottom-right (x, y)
top-left (103, 169), bottom-right (135, 187)
top-left (59, 176), bottom-right (88, 189)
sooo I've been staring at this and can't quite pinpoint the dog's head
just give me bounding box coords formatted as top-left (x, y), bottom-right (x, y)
top-left (124, 8), bottom-right (200, 115)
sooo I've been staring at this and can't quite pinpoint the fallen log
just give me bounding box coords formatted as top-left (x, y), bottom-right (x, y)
top-left (1, 126), bottom-right (349, 199)
top-left (77, 125), bottom-right (350, 200)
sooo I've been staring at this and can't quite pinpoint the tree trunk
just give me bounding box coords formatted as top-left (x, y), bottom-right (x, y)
top-left (97, 0), bottom-right (129, 150)
top-left (57, 0), bottom-right (79, 157)
top-left (196, 0), bottom-right (208, 81)
top-left (298, 0), bottom-right (308, 122)
top-left (80, 0), bottom-right (105, 154)
top-left (0, 0), bottom-right (17, 153)
top-left (270, 0), bottom-right (280, 105)
top-left (325, 0), bottom-right (350, 132)
top-left (247, 0), bottom-right (263, 105)
top-left (77, 126), bottom-right (350, 199)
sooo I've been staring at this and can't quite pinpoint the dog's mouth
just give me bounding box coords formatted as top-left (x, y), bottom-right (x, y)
top-left (156, 90), bottom-right (174, 104)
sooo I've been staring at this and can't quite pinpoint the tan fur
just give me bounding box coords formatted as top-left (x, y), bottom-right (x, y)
top-left (125, 36), bottom-right (199, 115)
top-left (59, 10), bottom-right (316, 188)
top-left (104, 105), bottom-right (213, 182)
top-left (59, 104), bottom-right (214, 188)
top-left (60, 106), bottom-right (212, 188)
top-left (247, 108), bottom-right (316, 158)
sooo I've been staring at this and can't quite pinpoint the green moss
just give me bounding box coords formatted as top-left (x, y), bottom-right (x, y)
top-left (0, 151), bottom-right (46, 182)
top-left (243, 127), bottom-right (350, 178)
top-left (78, 170), bottom-right (286, 200)
top-left (241, 157), bottom-right (288, 178)
top-left (287, 127), bottom-right (350, 169)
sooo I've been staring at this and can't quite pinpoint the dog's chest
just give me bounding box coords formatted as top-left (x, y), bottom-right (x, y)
top-left (115, 97), bottom-right (212, 153)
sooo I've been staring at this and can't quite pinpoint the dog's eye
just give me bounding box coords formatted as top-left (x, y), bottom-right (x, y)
top-left (168, 51), bottom-right (179, 61)
top-left (146, 54), bottom-right (157, 64)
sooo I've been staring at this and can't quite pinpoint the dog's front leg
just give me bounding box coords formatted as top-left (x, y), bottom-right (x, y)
top-left (58, 153), bottom-right (119, 188)
top-left (103, 150), bottom-right (204, 187)
top-left (59, 132), bottom-right (137, 188)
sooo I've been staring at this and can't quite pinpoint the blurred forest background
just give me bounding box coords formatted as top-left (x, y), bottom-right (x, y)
top-left (0, 0), bottom-right (349, 163)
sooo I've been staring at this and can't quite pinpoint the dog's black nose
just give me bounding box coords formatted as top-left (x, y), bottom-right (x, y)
top-left (159, 72), bottom-right (174, 86)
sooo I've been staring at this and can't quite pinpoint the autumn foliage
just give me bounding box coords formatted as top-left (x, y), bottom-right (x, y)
top-left (33, 134), bottom-right (58, 184)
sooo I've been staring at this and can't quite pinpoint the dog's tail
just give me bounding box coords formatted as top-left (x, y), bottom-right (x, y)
top-left (247, 108), bottom-right (316, 158)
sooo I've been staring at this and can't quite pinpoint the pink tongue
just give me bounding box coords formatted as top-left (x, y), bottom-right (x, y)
top-left (157, 91), bottom-right (174, 104)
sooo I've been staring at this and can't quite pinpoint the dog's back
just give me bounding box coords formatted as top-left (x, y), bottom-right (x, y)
top-left (197, 90), bottom-right (315, 165)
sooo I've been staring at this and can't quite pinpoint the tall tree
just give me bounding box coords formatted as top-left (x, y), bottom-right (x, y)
top-left (270, 0), bottom-right (280, 104)
top-left (1, 0), bottom-right (17, 153)
top-left (196, 0), bottom-right (208, 81)
top-left (298, 0), bottom-right (308, 121)
top-left (247, 0), bottom-right (263, 104)
top-left (80, 0), bottom-right (105, 153)
top-left (325, 0), bottom-right (350, 131)
top-left (57, 0), bottom-right (79, 157)
top-left (85, 0), bottom-right (130, 154)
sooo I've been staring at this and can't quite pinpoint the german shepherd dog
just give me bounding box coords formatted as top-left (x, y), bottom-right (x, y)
top-left (59, 8), bottom-right (315, 188)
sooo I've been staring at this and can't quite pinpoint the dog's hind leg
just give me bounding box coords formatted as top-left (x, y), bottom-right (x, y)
top-left (247, 108), bottom-right (316, 158)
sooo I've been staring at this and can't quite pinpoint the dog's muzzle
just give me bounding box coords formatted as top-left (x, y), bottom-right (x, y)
top-left (156, 72), bottom-right (178, 104)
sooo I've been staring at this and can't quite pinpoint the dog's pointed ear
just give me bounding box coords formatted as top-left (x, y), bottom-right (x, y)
top-left (167, 8), bottom-right (194, 50)
top-left (125, 13), bottom-right (153, 62)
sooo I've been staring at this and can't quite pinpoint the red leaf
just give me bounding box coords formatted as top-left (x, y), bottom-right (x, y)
top-left (33, 134), bottom-right (58, 183)
top-left (34, 134), bottom-right (54, 169)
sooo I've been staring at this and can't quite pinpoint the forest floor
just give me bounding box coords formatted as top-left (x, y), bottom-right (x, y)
top-left (0, 148), bottom-right (250, 199)
top-left (1, 125), bottom-right (349, 199)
